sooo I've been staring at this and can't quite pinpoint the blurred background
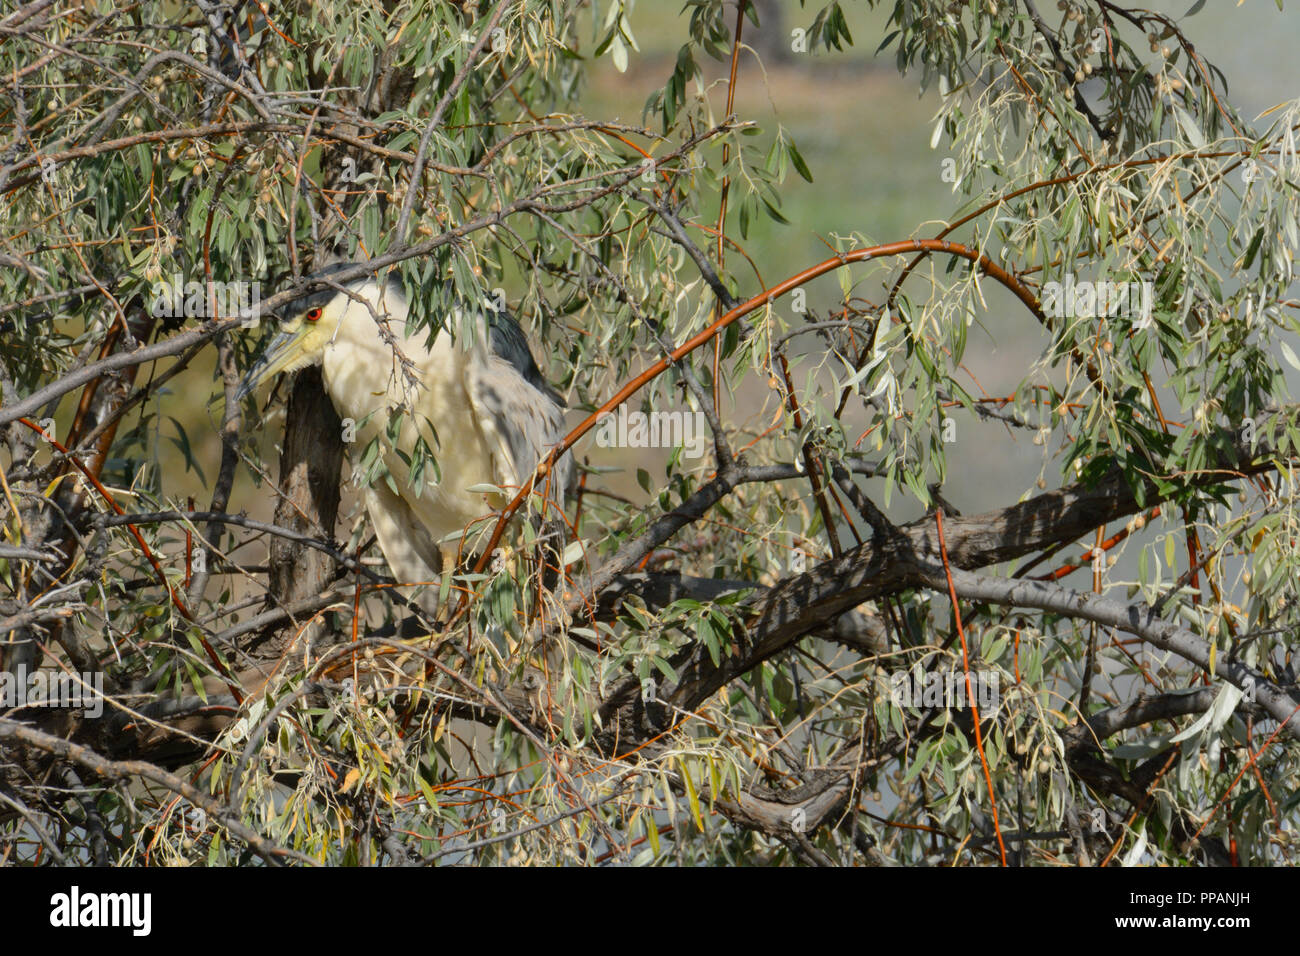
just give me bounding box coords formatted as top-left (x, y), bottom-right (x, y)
top-left (569, 0), bottom-right (1300, 522)
top-left (163, 2), bottom-right (1300, 572)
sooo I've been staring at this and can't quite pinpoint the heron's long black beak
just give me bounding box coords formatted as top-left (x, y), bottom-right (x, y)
top-left (236, 328), bottom-right (304, 401)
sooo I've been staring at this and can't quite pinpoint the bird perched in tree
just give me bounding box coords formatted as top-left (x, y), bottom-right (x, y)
top-left (237, 264), bottom-right (571, 612)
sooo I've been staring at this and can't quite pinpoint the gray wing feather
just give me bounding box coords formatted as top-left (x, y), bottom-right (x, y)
top-left (466, 353), bottom-right (570, 515)
top-left (487, 307), bottom-right (565, 408)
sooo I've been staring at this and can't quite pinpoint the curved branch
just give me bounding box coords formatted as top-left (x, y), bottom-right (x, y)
top-left (476, 237), bottom-right (1048, 575)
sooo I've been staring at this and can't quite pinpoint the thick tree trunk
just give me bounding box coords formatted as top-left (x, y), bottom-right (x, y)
top-left (265, 366), bottom-right (343, 657)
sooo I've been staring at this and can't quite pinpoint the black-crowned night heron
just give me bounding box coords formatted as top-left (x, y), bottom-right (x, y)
top-left (238, 264), bottom-right (571, 611)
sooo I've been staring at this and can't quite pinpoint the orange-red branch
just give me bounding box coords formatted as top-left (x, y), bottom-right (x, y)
top-left (470, 239), bottom-right (1046, 579)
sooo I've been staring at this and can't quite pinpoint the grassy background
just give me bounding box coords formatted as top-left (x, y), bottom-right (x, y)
top-left (578, 0), bottom-right (1300, 313)
top-left (566, 0), bottom-right (1300, 520)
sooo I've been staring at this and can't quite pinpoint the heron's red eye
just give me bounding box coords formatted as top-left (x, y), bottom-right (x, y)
top-left (306, 307), bottom-right (322, 322)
